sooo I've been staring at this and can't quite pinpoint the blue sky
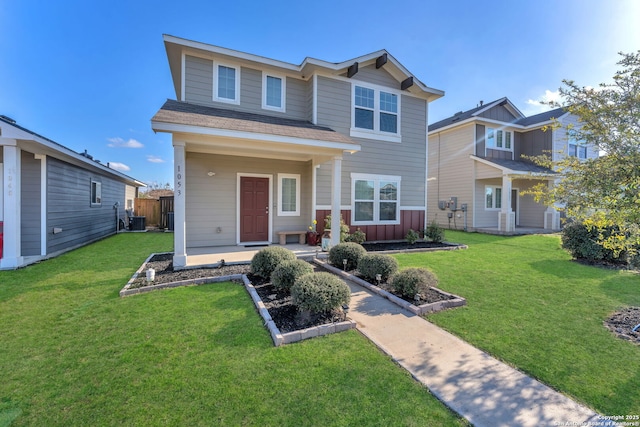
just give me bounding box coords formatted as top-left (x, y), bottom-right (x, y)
top-left (1, 0), bottom-right (638, 188)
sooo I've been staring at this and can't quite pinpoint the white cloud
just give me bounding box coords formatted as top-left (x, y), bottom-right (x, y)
top-left (107, 137), bottom-right (144, 148)
top-left (147, 155), bottom-right (165, 163)
top-left (108, 162), bottom-right (131, 172)
top-left (523, 90), bottom-right (563, 116)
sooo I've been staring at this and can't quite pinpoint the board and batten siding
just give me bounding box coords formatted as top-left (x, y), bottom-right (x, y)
top-left (185, 153), bottom-right (312, 247)
top-left (519, 128), bottom-right (552, 160)
top-left (513, 179), bottom-right (545, 228)
top-left (20, 151), bottom-right (41, 256)
top-left (46, 158), bottom-right (125, 254)
top-left (183, 55), bottom-right (309, 121)
top-left (477, 104), bottom-right (518, 122)
top-left (427, 124), bottom-right (475, 229)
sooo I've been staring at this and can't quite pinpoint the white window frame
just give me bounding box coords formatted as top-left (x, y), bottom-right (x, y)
top-left (350, 83), bottom-right (401, 143)
top-left (568, 139), bottom-right (587, 159)
top-left (351, 173), bottom-right (401, 225)
top-left (486, 128), bottom-right (513, 152)
top-left (485, 185), bottom-right (502, 210)
top-left (262, 72), bottom-right (286, 112)
top-left (277, 173), bottom-right (300, 216)
top-left (90, 179), bottom-right (102, 207)
top-left (213, 61), bottom-right (240, 105)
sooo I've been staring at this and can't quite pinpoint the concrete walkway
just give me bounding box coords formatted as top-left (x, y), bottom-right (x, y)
top-left (345, 281), bottom-right (603, 427)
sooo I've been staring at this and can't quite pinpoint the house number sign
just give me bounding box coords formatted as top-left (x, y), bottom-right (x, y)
top-left (176, 165), bottom-right (182, 197)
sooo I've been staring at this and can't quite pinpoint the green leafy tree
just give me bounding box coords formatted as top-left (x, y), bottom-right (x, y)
top-left (528, 51), bottom-right (640, 261)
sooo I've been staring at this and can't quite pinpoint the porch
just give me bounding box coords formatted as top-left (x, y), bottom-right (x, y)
top-left (183, 243), bottom-right (323, 269)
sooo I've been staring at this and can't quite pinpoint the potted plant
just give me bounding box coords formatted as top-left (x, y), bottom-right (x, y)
top-left (307, 220), bottom-right (319, 246)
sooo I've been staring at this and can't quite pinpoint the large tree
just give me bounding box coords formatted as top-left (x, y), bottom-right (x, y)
top-left (530, 51), bottom-right (640, 259)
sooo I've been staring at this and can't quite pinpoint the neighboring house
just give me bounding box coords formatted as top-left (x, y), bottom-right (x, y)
top-left (0, 115), bottom-right (145, 269)
top-left (152, 35), bottom-right (444, 267)
top-left (427, 97), bottom-right (597, 234)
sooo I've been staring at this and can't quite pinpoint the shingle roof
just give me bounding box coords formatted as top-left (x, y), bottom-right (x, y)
top-left (428, 101), bottom-right (499, 132)
top-left (514, 107), bottom-right (566, 126)
top-left (476, 156), bottom-right (556, 174)
top-left (152, 99), bottom-right (357, 145)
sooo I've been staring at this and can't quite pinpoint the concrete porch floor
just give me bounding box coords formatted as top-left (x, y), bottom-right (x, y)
top-left (475, 226), bottom-right (559, 236)
top-left (184, 243), bottom-right (324, 268)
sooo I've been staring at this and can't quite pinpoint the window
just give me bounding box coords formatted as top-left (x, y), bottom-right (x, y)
top-left (569, 140), bottom-right (587, 159)
top-left (262, 73), bottom-right (285, 111)
top-left (485, 186), bottom-right (502, 209)
top-left (214, 63), bottom-right (240, 104)
top-left (486, 128), bottom-right (513, 151)
top-left (91, 180), bottom-right (102, 206)
top-left (351, 174), bottom-right (400, 224)
top-left (351, 84), bottom-right (401, 142)
top-left (278, 174), bottom-right (300, 216)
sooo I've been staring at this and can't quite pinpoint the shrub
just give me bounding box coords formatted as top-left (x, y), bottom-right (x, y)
top-left (291, 272), bottom-right (351, 313)
top-left (271, 260), bottom-right (314, 292)
top-left (357, 253), bottom-right (398, 283)
top-left (250, 246), bottom-right (297, 278)
top-left (345, 228), bottom-right (366, 244)
top-left (324, 215), bottom-right (350, 242)
top-left (561, 220), bottom-right (634, 265)
top-left (425, 220), bottom-right (445, 243)
top-left (391, 268), bottom-right (438, 299)
top-left (328, 242), bottom-right (367, 271)
top-left (405, 229), bottom-right (420, 244)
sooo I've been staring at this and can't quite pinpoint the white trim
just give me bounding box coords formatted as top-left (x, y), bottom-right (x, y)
top-left (34, 154), bottom-right (47, 256)
top-left (350, 173), bottom-right (401, 225)
top-left (213, 61), bottom-right (240, 105)
top-left (350, 83), bottom-right (402, 143)
top-left (401, 206), bottom-right (426, 211)
top-left (180, 52), bottom-right (186, 102)
top-left (277, 173), bottom-right (300, 216)
top-left (470, 155), bottom-right (557, 178)
top-left (90, 179), bottom-right (102, 207)
top-left (236, 173), bottom-right (273, 245)
top-left (262, 72), bottom-right (286, 112)
top-left (151, 121), bottom-right (361, 153)
top-left (484, 185), bottom-right (502, 210)
top-left (316, 205), bottom-right (350, 211)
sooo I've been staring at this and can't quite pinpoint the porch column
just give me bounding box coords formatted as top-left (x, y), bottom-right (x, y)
top-left (498, 174), bottom-right (515, 233)
top-left (1, 142), bottom-right (22, 268)
top-left (330, 155), bottom-right (342, 248)
top-left (544, 180), bottom-right (561, 231)
top-left (173, 140), bottom-right (187, 268)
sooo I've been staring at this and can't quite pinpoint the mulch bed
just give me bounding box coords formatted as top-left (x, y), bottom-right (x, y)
top-left (362, 241), bottom-right (455, 252)
top-left (604, 307), bottom-right (640, 344)
top-left (354, 273), bottom-right (455, 306)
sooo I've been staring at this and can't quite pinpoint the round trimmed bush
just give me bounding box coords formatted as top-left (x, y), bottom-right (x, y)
top-left (271, 260), bottom-right (314, 291)
top-left (391, 268), bottom-right (438, 299)
top-left (291, 272), bottom-right (351, 313)
top-left (357, 253), bottom-right (398, 283)
top-left (250, 246), bottom-right (297, 278)
top-left (328, 242), bottom-right (367, 271)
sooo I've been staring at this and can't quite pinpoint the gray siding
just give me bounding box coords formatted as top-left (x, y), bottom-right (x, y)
top-left (475, 124), bottom-right (485, 156)
top-left (519, 128), bottom-right (551, 160)
top-left (316, 76), bottom-right (351, 133)
top-left (21, 151), bottom-right (41, 256)
top-left (46, 158), bottom-right (125, 254)
top-left (184, 55), bottom-right (309, 121)
top-left (185, 153), bottom-right (313, 247)
top-left (349, 64), bottom-right (399, 88)
top-left (478, 105), bottom-right (518, 122)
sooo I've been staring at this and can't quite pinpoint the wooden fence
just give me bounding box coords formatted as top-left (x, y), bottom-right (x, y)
top-left (133, 196), bottom-right (175, 228)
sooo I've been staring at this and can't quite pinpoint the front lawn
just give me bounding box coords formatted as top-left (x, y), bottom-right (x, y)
top-left (394, 231), bottom-right (640, 416)
top-left (0, 233), bottom-right (465, 426)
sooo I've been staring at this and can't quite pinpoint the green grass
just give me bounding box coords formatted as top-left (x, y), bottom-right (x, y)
top-left (0, 233), bottom-right (465, 426)
top-left (394, 231), bottom-right (640, 416)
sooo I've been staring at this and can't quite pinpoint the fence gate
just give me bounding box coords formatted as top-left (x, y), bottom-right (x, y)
top-left (159, 196), bottom-right (175, 229)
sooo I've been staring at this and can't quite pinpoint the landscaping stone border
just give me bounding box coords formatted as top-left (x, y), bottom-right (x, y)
top-left (120, 253), bottom-right (356, 346)
top-left (362, 241), bottom-right (468, 255)
top-left (315, 259), bottom-right (466, 315)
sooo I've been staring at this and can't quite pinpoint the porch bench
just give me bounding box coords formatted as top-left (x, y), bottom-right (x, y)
top-left (277, 230), bottom-right (307, 245)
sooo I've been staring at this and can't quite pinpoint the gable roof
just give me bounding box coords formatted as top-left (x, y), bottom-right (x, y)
top-left (0, 115), bottom-right (145, 186)
top-left (163, 34), bottom-right (444, 102)
top-left (473, 156), bottom-right (556, 175)
top-left (429, 98), bottom-right (567, 133)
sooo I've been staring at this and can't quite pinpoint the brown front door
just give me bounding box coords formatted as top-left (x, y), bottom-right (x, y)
top-left (240, 176), bottom-right (269, 242)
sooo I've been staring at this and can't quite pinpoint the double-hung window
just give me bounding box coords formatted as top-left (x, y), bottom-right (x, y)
top-left (486, 128), bottom-right (513, 151)
top-left (214, 62), bottom-right (240, 104)
top-left (262, 73), bottom-right (285, 112)
top-left (485, 186), bottom-right (502, 210)
top-left (351, 84), bottom-right (401, 142)
top-left (90, 180), bottom-right (102, 207)
top-left (352, 173), bottom-right (400, 224)
top-left (278, 174), bottom-right (300, 216)
top-left (568, 139), bottom-right (587, 159)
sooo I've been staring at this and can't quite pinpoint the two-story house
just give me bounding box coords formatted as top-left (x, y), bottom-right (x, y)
top-left (427, 97), bottom-right (597, 234)
top-left (151, 35), bottom-right (444, 267)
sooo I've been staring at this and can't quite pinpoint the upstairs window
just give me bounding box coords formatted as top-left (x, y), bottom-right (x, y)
top-left (91, 180), bottom-right (102, 207)
top-left (568, 140), bottom-right (587, 159)
top-left (351, 84), bottom-right (401, 143)
top-left (486, 128), bottom-right (513, 151)
top-left (214, 63), bottom-right (240, 104)
top-left (262, 73), bottom-right (285, 112)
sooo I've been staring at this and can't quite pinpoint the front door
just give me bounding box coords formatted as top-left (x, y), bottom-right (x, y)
top-left (511, 189), bottom-right (519, 226)
top-left (240, 176), bottom-right (269, 243)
